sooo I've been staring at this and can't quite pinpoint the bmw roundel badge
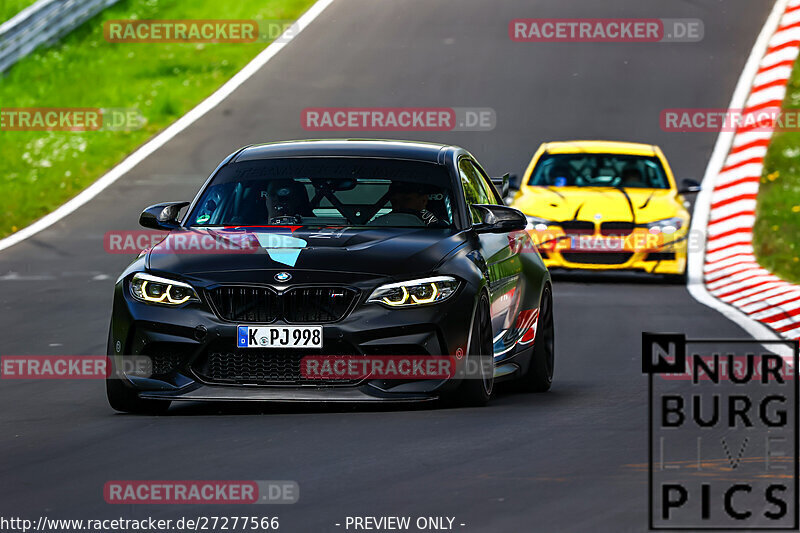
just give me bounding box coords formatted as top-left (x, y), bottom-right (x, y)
top-left (275, 272), bottom-right (292, 282)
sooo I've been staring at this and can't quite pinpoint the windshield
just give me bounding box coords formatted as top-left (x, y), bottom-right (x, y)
top-left (529, 153), bottom-right (671, 189)
top-left (187, 157), bottom-right (456, 229)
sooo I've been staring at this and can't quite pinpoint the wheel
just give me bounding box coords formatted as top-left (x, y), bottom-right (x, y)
top-left (455, 292), bottom-right (494, 406)
top-left (520, 284), bottom-right (555, 392)
top-left (106, 378), bottom-right (170, 415)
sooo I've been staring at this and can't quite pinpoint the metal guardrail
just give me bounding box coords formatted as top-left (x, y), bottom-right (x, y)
top-left (0, 0), bottom-right (120, 73)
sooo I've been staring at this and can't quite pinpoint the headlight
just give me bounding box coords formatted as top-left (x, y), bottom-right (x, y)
top-left (129, 273), bottom-right (200, 306)
top-left (526, 216), bottom-right (555, 232)
top-left (368, 276), bottom-right (460, 308)
top-left (644, 217), bottom-right (684, 235)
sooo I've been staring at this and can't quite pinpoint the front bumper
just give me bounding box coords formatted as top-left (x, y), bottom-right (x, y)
top-left (541, 249), bottom-right (687, 274)
top-left (533, 229), bottom-right (688, 274)
top-left (108, 276), bottom-right (478, 402)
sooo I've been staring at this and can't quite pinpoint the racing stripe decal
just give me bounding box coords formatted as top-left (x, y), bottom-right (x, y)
top-left (254, 232), bottom-right (307, 267)
top-left (615, 186), bottom-right (637, 224)
top-left (639, 191), bottom-right (655, 210)
top-left (492, 308), bottom-right (540, 355)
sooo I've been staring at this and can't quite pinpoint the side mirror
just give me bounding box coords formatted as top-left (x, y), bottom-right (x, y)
top-left (678, 179), bottom-right (702, 194)
top-left (491, 173), bottom-right (511, 198)
top-left (139, 201), bottom-right (190, 230)
top-left (473, 204), bottom-right (527, 234)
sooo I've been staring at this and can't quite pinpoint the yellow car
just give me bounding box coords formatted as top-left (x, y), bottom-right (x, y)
top-left (510, 141), bottom-right (700, 281)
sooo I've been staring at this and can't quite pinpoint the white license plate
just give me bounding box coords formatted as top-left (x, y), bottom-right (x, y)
top-left (569, 236), bottom-right (626, 251)
top-left (237, 325), bottom-right (323, 348)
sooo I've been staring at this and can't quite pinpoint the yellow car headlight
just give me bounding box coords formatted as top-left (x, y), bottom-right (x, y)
top-left (526, 216), bottom-right (555, 232)
top-left (129, 273), bottom-right (200, 306)
top-left (368, 276), bottom-right (460, 308)
top-left (644, 217), bottom-right (684, 235)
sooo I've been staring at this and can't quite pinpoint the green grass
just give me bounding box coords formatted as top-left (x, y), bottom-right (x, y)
top-left (0, 0), bottom-right (315, 238)
top-left (754, 55), bottom-right (800, 283)
top-left (1, 0), bottom-right (39, 22)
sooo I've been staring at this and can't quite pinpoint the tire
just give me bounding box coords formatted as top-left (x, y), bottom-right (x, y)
top-left (520, 284), bottom-right (555, 392)
top-left (455, 292), bottom-right (494, 407)
top-left (106, 378), bottom-right (171, 415)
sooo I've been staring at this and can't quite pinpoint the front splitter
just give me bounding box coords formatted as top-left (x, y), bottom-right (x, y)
top-left (139, 384), bottom-right (437, 403)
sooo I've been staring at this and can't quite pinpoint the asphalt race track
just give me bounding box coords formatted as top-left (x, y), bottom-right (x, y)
top-left (0, 1), bottom-right (781, 531)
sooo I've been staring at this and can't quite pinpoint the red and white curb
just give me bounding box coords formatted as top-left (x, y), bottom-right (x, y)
top-left (694, 0), bottom-right (800, 342)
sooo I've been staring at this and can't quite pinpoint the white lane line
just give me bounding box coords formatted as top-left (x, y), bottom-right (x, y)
top-left (687, 0), bottom-right (794, 353)
top-left (0, 0), bottom-right (336, 254)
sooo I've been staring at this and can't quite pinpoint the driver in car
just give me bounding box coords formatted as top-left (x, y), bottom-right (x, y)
top-left (620, 166), bottom-right (646, 188)
top-left (265, 179), bottom-right (314, 224)
top-left (385, 181), bottom-right (440, 226)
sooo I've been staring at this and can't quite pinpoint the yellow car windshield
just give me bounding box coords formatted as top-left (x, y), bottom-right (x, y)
top-left (530, 154), bottom-right (670, 189)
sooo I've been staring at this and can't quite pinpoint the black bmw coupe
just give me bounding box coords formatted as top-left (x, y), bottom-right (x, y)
top-left (107, 140), bottom-right (555, 413)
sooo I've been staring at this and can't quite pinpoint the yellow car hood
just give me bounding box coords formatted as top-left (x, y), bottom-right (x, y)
top-left (512, 186), bottom-right (685, 224)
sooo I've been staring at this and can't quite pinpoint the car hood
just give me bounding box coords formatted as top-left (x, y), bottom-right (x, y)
top-left (511, 186), bottom-right (686, 224)
top-left (145, 226), bottom-right (466, 280)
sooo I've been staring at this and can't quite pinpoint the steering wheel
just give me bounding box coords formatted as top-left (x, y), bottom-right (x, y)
top-left (367, 212), bottom-right (426, 227)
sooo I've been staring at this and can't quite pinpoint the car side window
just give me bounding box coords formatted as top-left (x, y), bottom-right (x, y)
top-left (459, 159), bottom-right (493, 224)
top-left (471, 161), bottom-right (502, 205)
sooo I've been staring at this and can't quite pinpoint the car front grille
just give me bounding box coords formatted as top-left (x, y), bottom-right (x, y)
top-left (561, 252), bottom-right (633, 265)
top-left (284, 287), bottom-right (358, 323)
top-left (140, 342), bottom-right (194, 376)
top-left (647, 252), bottom-right (676, 261)
top-left (558, 221), bottom-right (595, 236)
top-left (208, 286), bottom-right (280, 323)
top-left (150, 353), bottom-right (184, 376)
top-left (600, 221), bottom-right (635, 236)
top-left (208, 286), bottom-right (357, 324)
top-left (192, 341), bottom-right (361, 385)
